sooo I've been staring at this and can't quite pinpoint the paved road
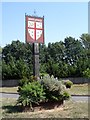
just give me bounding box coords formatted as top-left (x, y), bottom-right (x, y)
top-left (0, 92), bottom-right (89, 102)
top-left (72, 95), bottom-right (89, 102)
top-left (1, 92), bottom-right (19, 99)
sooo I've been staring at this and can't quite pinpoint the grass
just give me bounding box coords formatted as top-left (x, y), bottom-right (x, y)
top-left (1, 98), bottom-right (88, 118)
top-left (67, 83), bottom-right (89, 95)
top-left (0, 87), bottom-right (18, 93)
top-left (0, 84), bottom-right (89, 118)
top-left (0, 83), bottom-right (89, 95)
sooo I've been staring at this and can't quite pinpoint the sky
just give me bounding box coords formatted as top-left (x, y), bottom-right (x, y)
top-left (1, 2), bottom-right (88, 47)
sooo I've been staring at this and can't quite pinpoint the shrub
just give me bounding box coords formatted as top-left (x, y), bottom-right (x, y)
top-left (83, 68), bottom-right (90, 78)
top-left (18, 77), bottom-right (29, 87)
top-left (63, 80), bottom-right (73, 88)
top-left (17, 75), bottom-right (70, 110)
top-left (17, 76), bottom-right (40, 93)
top-left (17, 77), bottom-right (29, 93)
top-left (62, 91), bottom-right (70, 100)
top-left (17, 81), bottom-right (46, 110)
top-left (27, 75), bottom-right (38, 82)
top-left (40, 75), bottom-right (70, 102)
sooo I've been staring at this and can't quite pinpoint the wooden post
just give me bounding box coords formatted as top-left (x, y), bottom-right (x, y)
top-left (33, 43), bottom-right (39, 79)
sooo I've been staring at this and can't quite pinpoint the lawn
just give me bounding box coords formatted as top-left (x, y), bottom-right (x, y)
top-left (0, 83), bottom-right (89, 95)
top-left (0, 87), bottom-right (18, 93)
top-left (1, 98), bottom-right (88, 118)
top-left (67, 83), bottom-right (89, 95)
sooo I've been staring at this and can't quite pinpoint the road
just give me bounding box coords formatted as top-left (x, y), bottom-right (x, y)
top-left (71, 95), bottom-right (89, 102)
top-left (0, 92), bottom-right (89, 102)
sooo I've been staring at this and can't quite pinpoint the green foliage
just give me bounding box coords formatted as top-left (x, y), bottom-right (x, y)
top-left (39, 73), bottom-right (49, 79)
top-left (62, 80), bottom-right (73, 88)
top-left (17, 76), bottom-right (38, 93)
top-left (45, 36), bottom-right (89, 78)
top-left (2, 33), bottom-right (90, 79)
top-left (2, 62), bottom-right (10, 80)
top-left (17, 75), bottom-right (70, 110)
top-left (2, 40), bottom-right (33, 80)
top-left (83, 68), bottom-right (90, 78)
top-left (17, 77), bottom-right (29, 93)
top-left (62, 91), bottom-right (70, 100)
top-left (0, 56), bottom-right (1, 80)
top-left (40, 75), bottom-right (70, 101)
top-left (2, 58), bottom-right (31, 80)
top-left (80, 33), bottom-right (90, 49)
top-left (17, 81), bottom-right (46, 110)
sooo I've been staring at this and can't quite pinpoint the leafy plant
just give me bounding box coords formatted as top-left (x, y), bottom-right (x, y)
top-left (62, 91), bottom-right (70, 100)
top-left (83, 68), bottom-right (90, 78)
top-left (17, 75), bottom-right (39, 93)
top-left (17, 81), bottom-right (46, 110)
top-left (63, 80), bottom-right (73, 88)
top-left (2, 34), bottom-right (90, 79)
top-left (17, 77), bottom-right (29, 93)
top-left (40, 75), bottom-right (70, 102)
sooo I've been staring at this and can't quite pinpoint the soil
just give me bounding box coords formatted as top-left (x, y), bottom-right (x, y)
top-left (22, 100), bottom-right (64, 112)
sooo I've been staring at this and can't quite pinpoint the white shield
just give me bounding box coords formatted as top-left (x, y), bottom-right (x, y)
top-left (36, 22), bottom-right (42, 29)
top-left (28, 29), bottom-right (34, 39)
top-left (28, 21), bottom-right (34, 28)
top-left (36, 30), bottom-right (42, 40)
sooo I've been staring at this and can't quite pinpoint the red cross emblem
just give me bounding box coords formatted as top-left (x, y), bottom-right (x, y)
top-left (26, 15), bottom-right (44, 43)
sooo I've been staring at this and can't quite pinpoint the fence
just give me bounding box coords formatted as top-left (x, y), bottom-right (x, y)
top-left (61, 77), bottom-right (90, 84)
top-left (0, 77), bottom-right (90, 87)
top-left (0, 79), bottom-right (19, 87)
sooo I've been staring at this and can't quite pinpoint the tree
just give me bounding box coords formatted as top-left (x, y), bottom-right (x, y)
top-left (2, 40), bottom-right (33, 79)
top-left (80, 33), bottom-right (90, 49)
top-left (2, 34), bottom-right (90, 79)
top-left (80, 33), bottom-right (90, 77)
top-left (0, 46), bottom-right (2, 80)
top-left (63, 36), bottom-right (88, 77)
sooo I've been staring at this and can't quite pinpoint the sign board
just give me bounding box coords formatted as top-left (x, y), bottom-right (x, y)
top-left (25, 15), bottom-right (44, 43)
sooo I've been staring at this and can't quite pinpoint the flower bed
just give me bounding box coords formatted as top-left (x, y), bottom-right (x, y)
top-left (22, 100), bottom-right (64, 112)
top-left (17, 75), bottom-right (70, 112)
